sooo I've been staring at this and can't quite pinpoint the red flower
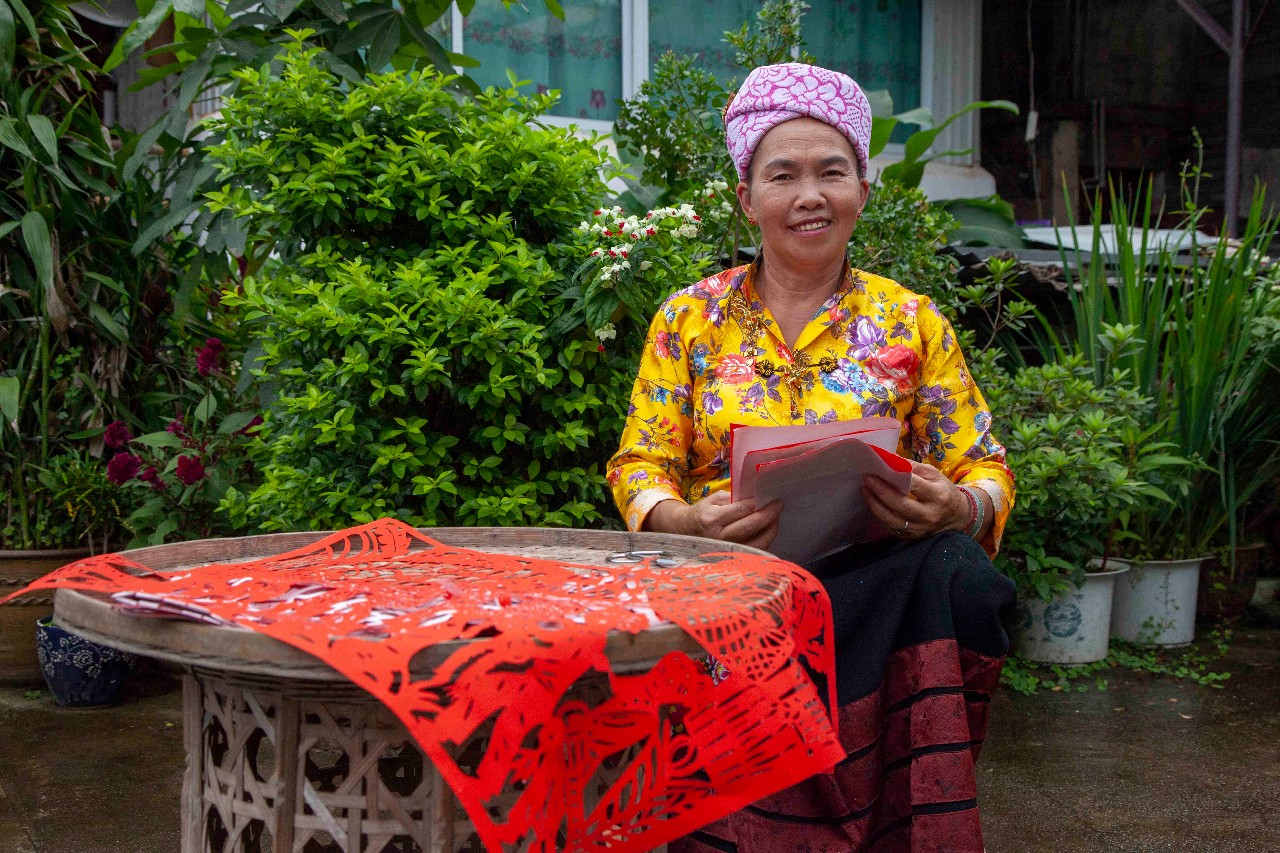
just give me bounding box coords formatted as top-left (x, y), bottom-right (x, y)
top-left (106, 453), bottom-right (142, 485)
top-left (139, 466), bottom-right (167, 491)
top-left (103, 420), bottom-right (133, 449)
top-left (867, 344), bottom-right (921, 392)
top-left (175, 455), bottom-right (207, 486)
top-left (167, 419), bottom-right (188, 437)
top-left (238, 415), bottom-right (264, 435)
top-left (196, 337), bottom-right (224, 377)
top-left (714, 354), bottom-right (756, 385)
top-left (597, 343), bottom-right (606, 352)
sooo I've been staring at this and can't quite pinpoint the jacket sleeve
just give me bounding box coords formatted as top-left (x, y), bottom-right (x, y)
top-left (908, 299), bottom-right (1016, 555)
top-left (606, 306), bottom-right (697, 532)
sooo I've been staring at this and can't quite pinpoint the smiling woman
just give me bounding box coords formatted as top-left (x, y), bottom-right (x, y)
top-left (606, 63), bottom-right (1017, 853)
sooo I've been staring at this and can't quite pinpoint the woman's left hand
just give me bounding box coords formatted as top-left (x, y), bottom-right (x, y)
top-left (863, 461), bottom-right (969, 541)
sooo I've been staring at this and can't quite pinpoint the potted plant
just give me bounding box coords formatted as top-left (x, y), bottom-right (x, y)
top-left (1057, 170), bottom-right (1280, 644)
top-left (984, 357), bottom-right (1188, 664)
top-left (0, 2), bottom-right (228, 680)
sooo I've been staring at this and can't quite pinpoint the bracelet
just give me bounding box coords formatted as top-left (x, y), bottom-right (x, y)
top-left (958, 485), bottom-right (984, 539)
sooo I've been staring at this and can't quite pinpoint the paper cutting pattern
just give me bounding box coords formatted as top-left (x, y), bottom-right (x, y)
top-left (6, 519), bottom-right (842, 853)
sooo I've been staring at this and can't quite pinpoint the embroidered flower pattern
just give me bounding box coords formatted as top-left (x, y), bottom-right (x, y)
top-left (608, 264), bottom-right (1013, 552)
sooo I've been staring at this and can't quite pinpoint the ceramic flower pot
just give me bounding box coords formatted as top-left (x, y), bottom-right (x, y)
top-left (1110, 557), bottom-right (1204, 647)
top-left (35, 616), bottom-right (137, 707)
top-left (1197, 543), bottom-right (1266, 623)
top-left (1, 548), bottom-right (89, 685)
top-left (1011, 559), bottom-right (1129, 664)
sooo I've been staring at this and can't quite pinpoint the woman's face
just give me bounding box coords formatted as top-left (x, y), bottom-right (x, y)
top-left (736, 117), bottom-right (870, 274)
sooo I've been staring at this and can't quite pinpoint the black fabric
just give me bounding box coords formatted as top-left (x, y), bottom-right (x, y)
top-left (669, 531), bottom-right (1017, 853)
top-left (807, 531), bottom-right (1016, 703)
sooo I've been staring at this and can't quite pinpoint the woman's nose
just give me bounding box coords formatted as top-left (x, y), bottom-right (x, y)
top-left (793, 177), bottom-right (824, 207)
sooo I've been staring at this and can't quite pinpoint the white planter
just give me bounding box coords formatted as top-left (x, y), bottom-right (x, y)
top-left (1110, 557), bottom-right (1203, 647)
top-left (1011, 560), bottom-right (1129, 664)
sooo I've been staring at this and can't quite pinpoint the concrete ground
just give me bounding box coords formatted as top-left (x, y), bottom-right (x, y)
top-left (1, 626), bottom-right (1276, 852)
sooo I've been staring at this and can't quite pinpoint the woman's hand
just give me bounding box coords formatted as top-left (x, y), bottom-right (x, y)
top-left (645, 493), bottom-right (783, 550)
top-left (863, 461), bottom-right (971, 541)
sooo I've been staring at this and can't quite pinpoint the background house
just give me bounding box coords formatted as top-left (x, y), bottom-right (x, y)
top-left (980, 0), bottom-right (1276, 231)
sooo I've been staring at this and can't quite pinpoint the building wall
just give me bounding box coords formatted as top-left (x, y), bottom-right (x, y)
top-left (980, 0), bottom-right (1275, 227)
top-left (1190, 0), bottom-right (1280, 218)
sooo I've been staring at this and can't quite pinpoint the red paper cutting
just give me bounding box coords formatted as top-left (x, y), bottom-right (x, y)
top-left (5, 519), bottom-right (842, 852)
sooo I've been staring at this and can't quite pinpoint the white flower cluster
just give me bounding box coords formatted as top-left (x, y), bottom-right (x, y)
top-left (594, 323), bottom-right (617, 342)
top-left (578, 203), bottom-right (704, 283)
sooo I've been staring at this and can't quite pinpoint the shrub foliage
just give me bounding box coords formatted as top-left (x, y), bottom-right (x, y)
top-left (209, 37), bottom-right (641, 530)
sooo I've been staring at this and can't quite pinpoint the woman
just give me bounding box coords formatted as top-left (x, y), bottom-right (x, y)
top-left (607, 63), bottom-right (1016, 853)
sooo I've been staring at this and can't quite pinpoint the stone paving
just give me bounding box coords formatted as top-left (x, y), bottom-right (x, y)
top-left (1, 626), bottom-right (1276, 852)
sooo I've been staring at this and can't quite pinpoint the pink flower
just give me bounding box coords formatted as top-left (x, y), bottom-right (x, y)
top-left (902, 298), bottom-right (920, 317)
top-left (106, 453), bottom-right (143, 484)
top-left (715, 354), bottom-right (756, 385)
top-left (175, 455), bottom-right (207, 486)
top-left (867, 344), bottom-right (921, 392)
top-left (103, 420), bottom-right (133, 449)
top-left (196, 337), bottom-right (224, 377)
top-left (654, 330), bottom-right (673, 360)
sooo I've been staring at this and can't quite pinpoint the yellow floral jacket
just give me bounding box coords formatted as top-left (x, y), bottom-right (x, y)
top-left (607, 262), bottom-right (1014, 555)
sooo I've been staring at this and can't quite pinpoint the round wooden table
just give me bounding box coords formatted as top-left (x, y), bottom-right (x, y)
top-left (54, 528), bottom-right (774, 853)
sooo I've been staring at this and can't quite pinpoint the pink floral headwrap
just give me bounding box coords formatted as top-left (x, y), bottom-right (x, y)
top-left (724, 63), bottom-right (873, 181)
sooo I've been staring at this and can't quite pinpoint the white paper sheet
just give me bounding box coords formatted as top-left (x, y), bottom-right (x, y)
top-left (752, 438), bottom-right (913, 567)
top-left (730, 417), bottom-right (901, 501)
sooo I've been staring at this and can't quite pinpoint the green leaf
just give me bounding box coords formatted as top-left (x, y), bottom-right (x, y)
top-left (0, 375), bottom-right (19, 433)
top-left (457, 0), bottom-right (477, 15)
top-left (19, 211), bottom-right (52, 293)
top-left (217, 411), bottom-right (260, 435)
top-left (311, 0), bottom-right (348, 23)
top-left (26, 114), bottom-right (58, 164)
top-left (0, 117), bottom-right (32, 159)
top-left (366, 15), bottom-right (400, 71)
top-left (8, 0), bottom-right (35, 44)
top-left (446, 50), bottom-right (480, 68)
top-left (0, 0), bottom-right (15, 80)
top-left (88, 302), bottom-right (129, 343)
top-left (134, 430), bottom-right (185, 449)
top-left (542, 0), bottom-right (565, 19)
top-left (105, 1), bottom-right (176, 73)
top-left (867, 117), bottom-right (896, 161)
top-left (267, 0), bottom-right (304, 19)
top-left (194, 392), bottom-right (217, 424)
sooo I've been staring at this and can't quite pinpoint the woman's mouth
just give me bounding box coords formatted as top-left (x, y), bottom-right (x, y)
top-left (790, 219), bottom-right (831, 233)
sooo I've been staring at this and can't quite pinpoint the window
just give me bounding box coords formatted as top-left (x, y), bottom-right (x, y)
top-left (451, 1), bottom-right (980, 157)
top-left (463, 0), bottom-right (624, 124)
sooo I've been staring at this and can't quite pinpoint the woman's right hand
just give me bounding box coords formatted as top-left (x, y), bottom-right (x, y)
top-left (645, 493), bottom-right (783, 550)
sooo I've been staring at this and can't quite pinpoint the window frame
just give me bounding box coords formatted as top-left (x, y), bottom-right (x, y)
top-left (450, 0), bottom-right (982, 157)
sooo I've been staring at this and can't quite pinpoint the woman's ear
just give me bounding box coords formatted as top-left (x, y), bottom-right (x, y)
top-left (855, 177), bottom-right (871, 218)
top-left (736, 180), bottom-right (754, 222)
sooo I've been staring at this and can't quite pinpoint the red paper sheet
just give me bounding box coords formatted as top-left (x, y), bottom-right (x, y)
top-left (4, 519), bottom-right (842, 852)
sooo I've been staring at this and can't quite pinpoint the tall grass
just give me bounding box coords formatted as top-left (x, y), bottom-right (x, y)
top-left (1051, 179), bottom-right (1280, 560)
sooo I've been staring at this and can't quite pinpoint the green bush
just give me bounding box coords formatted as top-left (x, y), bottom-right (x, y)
top-left (208, 37), bottom-right (656, 531)
top-left (981, 356), bottom-right (1188, 601)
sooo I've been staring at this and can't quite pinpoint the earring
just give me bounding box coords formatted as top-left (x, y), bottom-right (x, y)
top-left (747, 217), bottom-right (757, 226)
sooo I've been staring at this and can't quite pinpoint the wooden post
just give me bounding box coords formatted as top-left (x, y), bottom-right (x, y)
top-left (180, 672), bottom-right (204, 853)
top-left (1051, 121), bottom-right (1082, 225)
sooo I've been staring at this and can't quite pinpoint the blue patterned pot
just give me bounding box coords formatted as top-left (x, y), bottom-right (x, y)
top-left (35, 617), bottom-right (137, 707)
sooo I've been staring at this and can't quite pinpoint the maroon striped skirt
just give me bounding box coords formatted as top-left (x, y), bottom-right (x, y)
top-left (673, 531), bottom-right (1015, 853)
